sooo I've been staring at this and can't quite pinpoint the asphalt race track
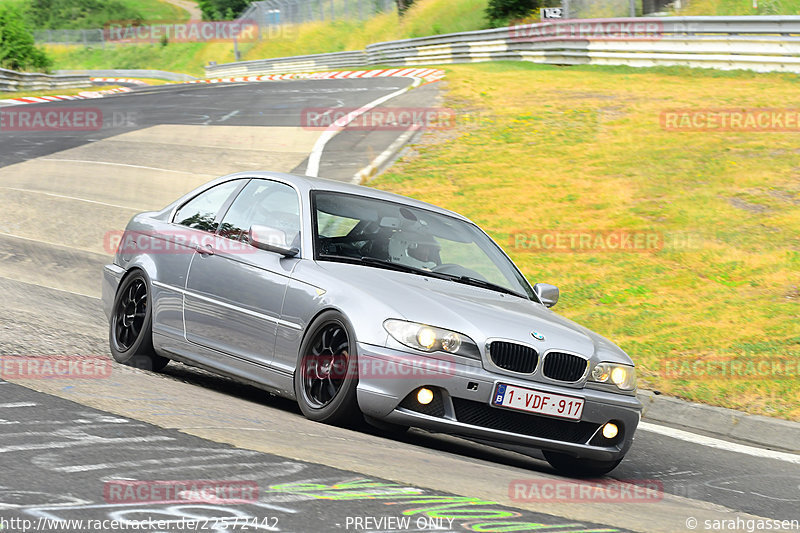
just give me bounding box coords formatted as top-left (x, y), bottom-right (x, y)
top-left (0, 79), bottom-right (797, 533)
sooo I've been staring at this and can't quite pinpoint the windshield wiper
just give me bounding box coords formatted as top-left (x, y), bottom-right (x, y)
top-left (318, 254), bottom-right (450, 280)
top-left (357, 257), bottom-right (453, 280)
top-left (319, 254), bottom-right (528, 298)
top-left (440, 274), bottom-right (527, 299)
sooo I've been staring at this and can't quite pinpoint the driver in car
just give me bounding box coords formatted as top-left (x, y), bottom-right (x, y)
top-left (388, 229), bottom-right (442, 270)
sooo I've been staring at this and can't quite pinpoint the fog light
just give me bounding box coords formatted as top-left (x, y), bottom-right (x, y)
top-left (602, 422), bottom-right (619, 439)
top-left (417, 388), bottom-right (434, 405)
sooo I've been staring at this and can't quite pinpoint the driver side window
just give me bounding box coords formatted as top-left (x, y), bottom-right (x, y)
top-left (218, 179), bottom-right (301, 250)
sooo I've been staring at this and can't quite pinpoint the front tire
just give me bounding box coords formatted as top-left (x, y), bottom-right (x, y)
top-left (543, 450), bottom-right (622, 477)
top-left (294, 311), bottom-right (360, 426)
top-left (109, 271), bottom-right (169, 372)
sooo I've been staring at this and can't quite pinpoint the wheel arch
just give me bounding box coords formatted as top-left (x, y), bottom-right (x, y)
top-left (294, 306), bottom-right (356, 375)
top-left (118, 254), bottom-right (159, 287)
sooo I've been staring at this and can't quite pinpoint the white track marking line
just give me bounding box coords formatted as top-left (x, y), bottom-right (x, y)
top-left (0, 435), bottom-right (173, 453)
top-left (219, 109), bottom-right (240, 122)
top-left (0, 402), bottom-right (38, 408)
top-left (40, 158), bottom-right (215, 176)
top-left (0, 230), bottom-right (107, 254)
top-left (305, 77), bottom-right (423, 177)
top-left (638, 421), bottom-right (800, 464)
top-left (0, 187), bottom-right (142, 210)
top-left (0, 273), bottom-right (101, 300)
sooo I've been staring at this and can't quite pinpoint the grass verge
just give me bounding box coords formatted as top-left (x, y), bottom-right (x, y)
top-left (0, 85), bottom-right (125, 98)
top-left (122, 0), bottom-right (190, 22)
top-left (371, 62), bottom-right (800, 420)
top-left (45, 0), bottom-right (491, 76)
top-left (673, 0), bottom-right (800, 15)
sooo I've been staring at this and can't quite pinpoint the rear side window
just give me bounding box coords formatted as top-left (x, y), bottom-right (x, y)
top-left (173, 180), bottom-right (241, 232)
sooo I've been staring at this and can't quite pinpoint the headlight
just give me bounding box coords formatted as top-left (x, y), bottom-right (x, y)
top-left (383, 319), bottom-right (480, 359)
top-left (590, 362), bottom-right (636, 391)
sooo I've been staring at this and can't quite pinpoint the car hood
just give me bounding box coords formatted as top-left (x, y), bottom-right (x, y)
top-left (316, 262), bottom-right (632, 365)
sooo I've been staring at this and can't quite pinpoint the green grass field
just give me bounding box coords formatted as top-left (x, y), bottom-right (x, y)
top-left (9, 0), bottom-right (189, 30)
top-left (45, 0), bottom-right (491, 76)
top-left (371, 63), bottom-right (800, 421)
top-left (673, 0), bottom-right (800, 15)
top-left (123, 0), bottom-right (189, 22)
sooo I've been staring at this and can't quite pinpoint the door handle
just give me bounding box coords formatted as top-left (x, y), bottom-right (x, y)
top-left (196, 244), bottom-right (215, 256)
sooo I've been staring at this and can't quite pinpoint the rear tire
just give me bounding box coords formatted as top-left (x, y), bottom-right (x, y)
top-left (109, 271), bottom-right (169, 372)
top-left (543, 450), bottom-right (622, 477)
top-left (294, 311), bottom-right (361, 426)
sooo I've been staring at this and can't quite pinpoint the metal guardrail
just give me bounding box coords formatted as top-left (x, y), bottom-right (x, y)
top-left (206, 16), bottom-right (800, 77)
top-left (0, 68), bottom-right (92, 93)
top-left (54, 69), bottom-right (196, 81)
top-left (33, 28), bottom-right (105, 46)
top-left (205, 50), bottom-right (368, 76)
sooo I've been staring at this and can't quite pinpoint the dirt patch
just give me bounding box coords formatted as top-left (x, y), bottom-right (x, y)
top-left (729, 197), bottom-right (770, 213)
top-left (767, 188), bottom-right (800, 205)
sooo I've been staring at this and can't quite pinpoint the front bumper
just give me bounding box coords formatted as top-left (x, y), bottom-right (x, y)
top-left (356, 343), bottom-right (642, 462)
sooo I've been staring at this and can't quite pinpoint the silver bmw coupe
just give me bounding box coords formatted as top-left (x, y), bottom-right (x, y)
top-left (102, 171), bottom-right (642, 476)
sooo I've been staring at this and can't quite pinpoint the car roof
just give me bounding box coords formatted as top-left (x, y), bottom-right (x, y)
top-left (226, 171), bottom-right (471, 222)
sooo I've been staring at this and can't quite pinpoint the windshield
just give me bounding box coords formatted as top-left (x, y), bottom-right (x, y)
top-left (312, 191), bottom-right (534, 299)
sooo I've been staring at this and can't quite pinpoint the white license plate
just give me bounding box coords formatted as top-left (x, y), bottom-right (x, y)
top-left (492, 383), bottom-right (584, 421)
